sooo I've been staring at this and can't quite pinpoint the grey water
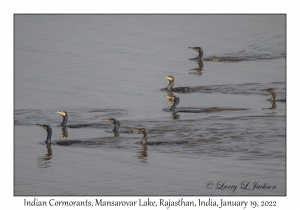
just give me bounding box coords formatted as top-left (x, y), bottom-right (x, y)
top-left (14, 15), bottom-right (286, 196)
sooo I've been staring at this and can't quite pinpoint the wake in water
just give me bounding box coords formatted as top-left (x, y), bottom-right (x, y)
top-left (14, 108), bottom-right (128, 126)
top-left (189, 46), bottom-right (286, 62)
top-left (163, 94), bottom-right (249, 114)
top-left (162, 82), bottom-right (286, 98)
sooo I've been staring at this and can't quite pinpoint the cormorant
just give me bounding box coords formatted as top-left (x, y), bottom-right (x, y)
top-left (164, 95), bottom-right (248, 113)
top-left (265, 88), bottom-right (276, 101)
top-left (131, 128), bottom-right (167, 145)
top-left (189, 47), bottom-right (245, 62)
top-left (57, 111), bottom-right (68, 127)
top-left (131, 128), bottom-right (188, 145)
top-left (132, 128), bottom-right (148, 145)
top-left (189, 47), bottom-right (203, 60)
top-left (36, 124), bottom-right (81, 145)
top-left (103, 118), bottom-right (120, 132)
top-left (264, 88), bottom-right (286, 102)
top-left (36, 124), bottom-right (52, 144)
top-left (165, 75), bottom-right (195, 93)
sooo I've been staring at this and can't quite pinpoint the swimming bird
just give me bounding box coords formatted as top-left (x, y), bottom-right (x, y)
top-left (165, 75), bottom-right (195, 93)
top-left (131, 128), bottom-right (188, 145)
top-left (57, 111), bottom-right (68, 127)
top-left (132, 128), bottom-right (149, 145)
top-left (36, 124), bottom-right (86, 145)
top-left (103, 118), bottom-right (131, 136)
top-left (164, 95), bottom-right (248, 113)
top-left (265, 88), bottom-right (276, 101)
top-left (189, 47), bottom-right (246, 62)
top-left (103, 118), bottom-right (120, 136)
top-left (36, 124), bottom-right (52, 144)
top-left (189, 47), bottom-right (203, 59)
top-left (131, 128), bottom-right (168, 145)
top-left (264, 88), bottom-right (286, 102)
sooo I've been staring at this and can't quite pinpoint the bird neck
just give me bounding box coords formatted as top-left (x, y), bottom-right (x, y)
top-left (170, 97), bottom-right (179, 111)
top-left (61, 115), bottom-right (68, 127)
top-left (270, 91), bottom-right (276, 101)
top-left (197, 48), bottom-right (204, 59)
top-left (113, 121), bottom-right (120, 132)
top-left (46, 127), bottom-right (52, 144)
top-left (141, 129), bottom-right (148, 145)
top-left (167, 80), bottom-right (174, 91)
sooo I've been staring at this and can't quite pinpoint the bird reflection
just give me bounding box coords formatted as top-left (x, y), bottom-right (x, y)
top-left (189, 59), bottom-right (204, 76)
top-left (166, 91), bottom-right (175, 104)
top-left (172, 111), bottom-right (180, 119)
top-left (263, 101), bottom-right (277, 110)
top-left (59, 127), bottom-right (68, 140)
top-left (37, 144), bottom-right (53, 169)
top-left (164, 95), bottom-right (180, 112)
top-left (135, 144), bottom-right (148, 163)
top-left (164, 95), bottom-right (180, 119)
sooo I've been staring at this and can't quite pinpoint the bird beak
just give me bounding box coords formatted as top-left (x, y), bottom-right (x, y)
top-left (189, 47), bottom-right (198, 51)
top-left (36, 124), bottom-right (46, 130)
top-left (131, 128), bottom-right (140, 134)
top-left (57, 111), bottom-right (66, 116)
